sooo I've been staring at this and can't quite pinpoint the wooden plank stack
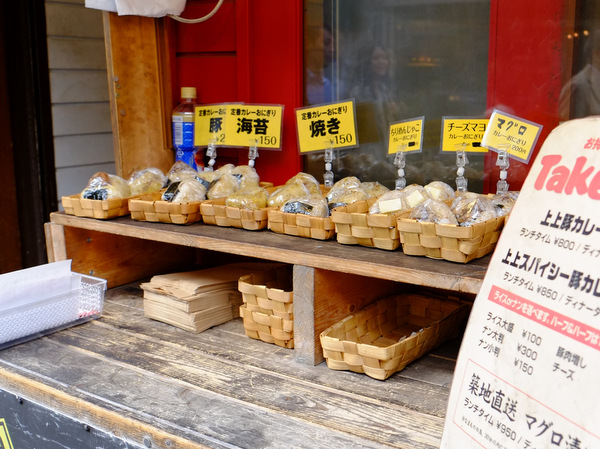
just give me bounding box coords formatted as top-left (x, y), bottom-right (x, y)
top-left (141, 263), bottom-right (280, 333)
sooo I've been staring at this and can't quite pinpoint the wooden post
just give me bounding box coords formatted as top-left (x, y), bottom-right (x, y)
top-left (293, 265), bottom-right (316, 365)
top-left (103, 12), bottom-right (174, 177)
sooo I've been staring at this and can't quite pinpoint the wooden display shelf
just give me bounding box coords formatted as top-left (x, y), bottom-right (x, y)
top-left (46, 211), bottom-right (488, 365)
top-left (0, 284), bottom-right (459, 449)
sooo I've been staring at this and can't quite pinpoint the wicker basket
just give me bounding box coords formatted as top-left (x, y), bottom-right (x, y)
top-left (199, 183), bottom-right (276, 230)
top-left (397, 214), bottom-right (506, 263)
top-left (128, 191), bottom-right (202, 225)
top-left (62, 195), bottom-right (130, 219)
top-left (200, 198), bottom-right (270, 230)
top-left (330, 198), bottom-right (409, 250)
top-left (320, 293), bottom-right (469, 380)
top-left (238, 265), bottom-right (294, 348)
top-left (267, 208), bottom-right (336, 240)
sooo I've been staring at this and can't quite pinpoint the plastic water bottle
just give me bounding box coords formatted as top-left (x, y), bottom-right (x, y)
top-left (172, 87), bottom-right (198, 170)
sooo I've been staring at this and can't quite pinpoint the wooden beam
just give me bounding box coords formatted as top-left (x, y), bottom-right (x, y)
top-left (103, 12), bottom-right (174, 177)
top-left (44, 222), bottom-right (67, 263)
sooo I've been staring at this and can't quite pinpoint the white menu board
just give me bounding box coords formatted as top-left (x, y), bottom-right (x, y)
top-left (442, 117), bottom-right (600, 449)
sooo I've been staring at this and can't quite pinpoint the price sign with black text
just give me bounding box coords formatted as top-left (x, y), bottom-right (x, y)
top-left (295, 100), bottom-right (358, 153)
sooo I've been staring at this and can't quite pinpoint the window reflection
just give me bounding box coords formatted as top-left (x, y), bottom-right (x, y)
top-left (304, 0), bottom-right (491, 191)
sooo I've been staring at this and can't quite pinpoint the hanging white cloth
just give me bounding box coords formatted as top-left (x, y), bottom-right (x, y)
top-left (85, 0), bottom-right (186, 18)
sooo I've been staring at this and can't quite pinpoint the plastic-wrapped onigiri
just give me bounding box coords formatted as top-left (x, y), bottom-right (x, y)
top-left (81, 172), bottom-right (131, 200)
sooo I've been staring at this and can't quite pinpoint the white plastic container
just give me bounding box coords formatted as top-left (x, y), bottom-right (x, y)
top-left (0, 272), bottom-right (106, 349)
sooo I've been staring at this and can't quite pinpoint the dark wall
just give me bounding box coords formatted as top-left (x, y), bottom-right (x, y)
top-left (0, 0), bottom-right (56, 271)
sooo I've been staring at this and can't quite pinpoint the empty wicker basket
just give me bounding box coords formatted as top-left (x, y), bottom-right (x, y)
top-left (238, 265), bottom-right (294, 348)
top-left (320, 293), bottom-right (469, 380)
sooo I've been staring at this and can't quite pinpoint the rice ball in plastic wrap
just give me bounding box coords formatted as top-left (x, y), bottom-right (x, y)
top-left (267, 179), bottom-right (311, 207)
top-left (281, 193), bottom-right (329, 217)
top-left (196, 170), bottom-right (220, 189)
top-left (215, 163), bottom-right (236, 175)
top-left (225, 186), bottom-right (268, 210)
top-left (424, 181), bottom-right (455, 201)
top-left (127, 167), bottom-right (167, 195)
top-left (368, 189), bottom-right (405, 214)
top-left (325, 176), bottom-right (361, 203)
top-left (452, 193), bottom-right (497, 226)
top-left (161, 178), bottom-right (206, 203)
top-left (327, 188), bottom-right (369, 210)
top-left (286, 172), bottom-right (321, 194)
top-left (207, 172), bottom-right (241, 199)
top-left (167, 161), bottom-right (198, 183)
top-left (81, 172), bottom-right (131, 200)
top-left (369, 184), bottom-right (429, 214)
top-left (232, 165), bottom-right (260, 190)
top-left (360, 181), bottom-right (389, 199)
top-left (491, 191), bottom-right (519, 217)
top-left (409, 199), bottom-right (458, 225)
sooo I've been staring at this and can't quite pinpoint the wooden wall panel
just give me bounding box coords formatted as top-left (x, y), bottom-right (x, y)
top-left (104, 13), bottom-right (174, 176)
top-left (46, 0), bottom-right (115, 204)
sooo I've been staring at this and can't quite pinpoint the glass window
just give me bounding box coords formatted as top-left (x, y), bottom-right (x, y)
top-left (303, 0), bottom-right (596, 193)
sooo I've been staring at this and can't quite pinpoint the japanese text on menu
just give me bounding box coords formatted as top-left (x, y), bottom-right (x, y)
top-left (447, 127), bottom-right (600, 449)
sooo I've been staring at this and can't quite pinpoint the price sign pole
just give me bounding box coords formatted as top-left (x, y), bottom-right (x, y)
top-left (222, 104), bottom-right (284, 169)
top-left (440, 117), bottom-right (489, 190)
top-left (393, 144), bottom-right (407, 189)
top-left (194, 104), bottom-right (230, 171)
top-left (388, 117), bottom-right (424, 189)
top-left (205, 138), bottom-right (217, 171)
top-left (248, 139), bottom-right (259, 168)
top-left (455, 143), bottom-right (469, 192)
top-left (481, 109), bottom-right (543, 192)
top-left (323, 140), bottom-right (335, 187)
top-left (295, 100), bottom-right (358, 185)
top-left (495, 144), bottom-right (510, 193)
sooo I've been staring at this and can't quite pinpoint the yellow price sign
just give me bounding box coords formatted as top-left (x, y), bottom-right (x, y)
top-left (482, 109), bottom-right (543, 163)
top-left (223, 104), bottom-right (283, 149)
top-left (387, 117), bottom-right (424, 154)
top-left (296, 100), bottom-right (358, 153)
top-left (440, 117), bottom-right (489, 153)
top-left (194, 104), bottom-right (229, 147)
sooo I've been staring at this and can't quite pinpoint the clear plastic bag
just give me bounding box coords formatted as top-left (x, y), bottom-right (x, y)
top-left (281, 193), bottom-right (329, 217)
top-left (127, 167), bottom-right (167, 196)
top-left (162, 178), bottom-right (206, 203)
top-left (166, 161), bottom-right (198, 183)
top-left (452, 192), bottom-right (497, 226)
top-left (423, 181), bottom-right (455, 202)
top-left (81, 172), bottom-right (131, 200)
top-left (267, 179), bottom-right (311, 207)
top-left (286, 172), bottom-right (321, 194)
top-left (409, 199), bottom-right (458, 225)
top-left (207, 173), bottom-right (241, 199)
top-left (359, 181), bottom-right (389, 199)
top-left (225, 186), bottom-right (268, 210)
top-left (232, 165), bottom-right (260, 190)
top-left (369, 184), bottom-right (429, 214)
top-left (491, 191), bottom-right (519, 217)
